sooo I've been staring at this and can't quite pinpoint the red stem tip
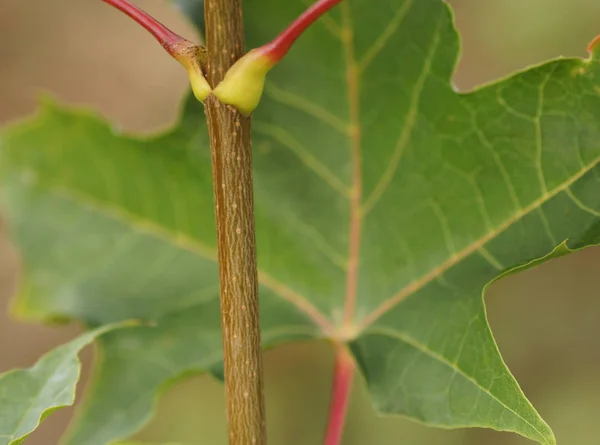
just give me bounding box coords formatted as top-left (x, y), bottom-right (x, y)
top-left (101, 0), bottom-right (187, 55)
top-left (260, 0), bottom-right (344, 63)
top-left (588, 35), bottom-right (600, 54)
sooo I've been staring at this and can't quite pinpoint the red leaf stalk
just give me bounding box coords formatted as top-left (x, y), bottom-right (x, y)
top-left (323, 346), bottom-right (355, 445)
top-left (101, 0), bottom-right (188, 55)
top-left (588, 35), bottom-right (600, 53)
top-left (101, 0), bottom-right (211, 102)
top-left (259, 0), bottom-right (344, 63)
top-left (213, 0), bottom-right (344, 115)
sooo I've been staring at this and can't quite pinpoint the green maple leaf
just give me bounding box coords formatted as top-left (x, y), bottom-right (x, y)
top-left (2, 0), bottom-right (600, 443)
top-left (0, 324), bottom-right (124, 445)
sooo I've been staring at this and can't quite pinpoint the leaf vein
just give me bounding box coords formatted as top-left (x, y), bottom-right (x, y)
top-left (340, 3), bottom-right (363, 325)
top-left (360, 156), bottom-right (600, 328)
top-left (361, 17), bottom-right (443, 216)
top-left (534, 70), bottom-right (555, 195)
top-left (366, 327), bottom-right (549, 442)
top-left (477, 247), bottom-right (504, 271)
top-left (264, 83), bottom-right (351, 136)
top-left (280, 209), bottom-right (349, 270)
top-left (536, 206), bottom-right (557, 245)
top-left (253, 121), bottom-right (352, 198)
top-left (565, 187), bottom-right (600, 216)
top-left (472, 125), bottom-right (524, 212)
top-left (27, 181), bottom-right (335, 334)
top-left (357, 0), bottom-right (415, 73)
top-left (429, 199), bottom-right (457, 255)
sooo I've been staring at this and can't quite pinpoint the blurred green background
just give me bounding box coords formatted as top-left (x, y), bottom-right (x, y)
top-left (1, 1), bottom-right (600, 444)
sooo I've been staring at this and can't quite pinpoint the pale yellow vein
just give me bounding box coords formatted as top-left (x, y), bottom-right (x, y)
top-left (429, 199), bottom-right (457, 255)
top-left (361, 19), bottom-right (443, 216)
top-left (565, 187), bottom-right (600, 217)
top-left (360, 155), bottom-right (600, 328)
top-left (339, 1), bottom-right (364, 326)
top-left (358, 0), bottom-right (415, 73)
top-left (472, 126), bottom-right (524, 213)
top-left (536, 207), bottom-right (557, 245)
top-left (496, 88), bottom-right (535, 122)
top-left (477, 247), bottom-right (504, 271)
top-left (280, 209), bottom-right (348, 270)
top-left (366, 326), bottom-right (552, 443)
top-left (535, 71), bottom-right (554, 195)
top-left (468, 174), bottom-right (495, 232)
top-left (253, 121), bottom-right (352, 198)
top-left (264, 83), bottom-right (351, 135)
top-left (35, 183), bottom-right (335, 334)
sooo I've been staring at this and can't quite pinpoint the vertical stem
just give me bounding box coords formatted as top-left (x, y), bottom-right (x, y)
top-left (204, 1), bottom-right (267, 445)
top-left (323, 345), bottom-right (355, 445)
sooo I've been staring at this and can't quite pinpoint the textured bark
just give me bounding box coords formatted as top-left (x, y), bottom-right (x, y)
top-left (204, 1), bottom-right (267, 444)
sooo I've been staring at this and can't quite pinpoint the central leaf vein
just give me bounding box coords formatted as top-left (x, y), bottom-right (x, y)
top-left (340, 2), bottom-right (363, 327)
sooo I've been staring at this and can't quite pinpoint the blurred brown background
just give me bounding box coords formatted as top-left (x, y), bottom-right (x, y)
top-left (1, 0), bottom-right (600, 444)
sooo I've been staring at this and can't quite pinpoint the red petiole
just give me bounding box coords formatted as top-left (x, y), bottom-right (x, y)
top-left (589, 35), bottom-right (600, 53)
top-left (101, 0), bottom-right (189, 55)
top-left (102, 0), bottom-right (344, 113)
top-left (258, 0), bottom-right (344, 63)
top-left (323, 346), bottom-right (355, 445)
top-left (101, 0), bottom-right (211, 102)
top-left (214, 0), bottom-right (344, 115)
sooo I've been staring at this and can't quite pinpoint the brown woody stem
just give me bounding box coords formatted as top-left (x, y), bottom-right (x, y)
top-left (204, 1), bottom-right (267, 445)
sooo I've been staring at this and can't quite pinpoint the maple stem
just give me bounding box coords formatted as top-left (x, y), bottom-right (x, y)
top-left (204, 1), bottom-right (267, 445)
top-left (101, 0), bottom-right (187, 55)
top-left (323, 345), bottom-right (355, 445)
top-left (260, 0), bottom-right (344, 63)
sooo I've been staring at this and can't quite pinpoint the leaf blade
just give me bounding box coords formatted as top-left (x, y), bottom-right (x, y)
top-left (2, 0), bottom-right (600, 444)
top-left (0, 324), bottom-right (123, 445)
